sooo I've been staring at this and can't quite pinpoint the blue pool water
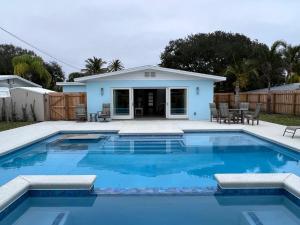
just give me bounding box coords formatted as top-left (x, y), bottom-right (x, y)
top-left (0, 132), bottom-right (300, 189)
top-left (1, 195), bottom-right (300, 225)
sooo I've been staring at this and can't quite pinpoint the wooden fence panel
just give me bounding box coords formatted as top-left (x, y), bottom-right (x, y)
top-left (214, 91), bottom-right (300, 116)
top-left (48, 93), bottom-right (86, 120)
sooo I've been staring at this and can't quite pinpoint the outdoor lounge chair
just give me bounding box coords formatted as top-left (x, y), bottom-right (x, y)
top-left (75, 104), bottom-right (87, 121)
top-left (219, 103), bottom-right (235, 124)
top-left (283, 126), bottom-right (300, 138)
top-left (97, 103), bottom-right (111, 122)
top-left (209, 103), bottom-right (219, 122)
top-left (244, 103), bottom-right (262, 125)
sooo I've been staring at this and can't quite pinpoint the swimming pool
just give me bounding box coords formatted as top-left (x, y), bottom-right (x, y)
top-left (1, 194), bottom-right (300, 225)
top-left (0, 131), bottom-right (299, 189)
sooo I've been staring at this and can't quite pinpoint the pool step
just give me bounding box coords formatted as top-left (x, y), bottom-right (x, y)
top-left (240, 210), bottom-right (299, 225)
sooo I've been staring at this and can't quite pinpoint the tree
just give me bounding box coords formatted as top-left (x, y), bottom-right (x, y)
top-left (44, 61), bottom-right (65, 91)
top-left (67, 72), bottom-right (86, 82)
top-left (288, 74), bottom-right (300, 83)
top-left (254, 41), bottom-right (286, 113)
top-left (0, 44), bottom-right (35, 74)
top-left (12, 54), bottom-right (51, 88)
top-left (226, 59), bottom-right (257, 107)
top-left (283, 44), bottom-right (300, 82)
top-left (108, 59), bottom-right (124, 72)
top-left (82, 57), bottom-right (107, 74)
top-left (160, 31), bottom-right (267, 92)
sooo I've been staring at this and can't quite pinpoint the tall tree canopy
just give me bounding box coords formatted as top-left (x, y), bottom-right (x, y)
top-left (225, 59), bottom-right (257, 106)
top-left (67, 72), bottom-right (86, 82)
top-left (82, 57), bottom-right (107, 74)
top-left (160, 31), bottom-right (285, 92)
top-left (12, 54), bottom-right (51, 88)
top-left (282, 44), bottom-right (300, 83)
top-left (108, 59), bottom-right (124, 72)
top-left (44, 61), bottom-right (65, 90)
top-left (0, 44), bottom-right (35, 74)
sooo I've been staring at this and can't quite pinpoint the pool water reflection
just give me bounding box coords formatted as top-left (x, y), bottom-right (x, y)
top-left (0, 132), bottom-right (299, 189)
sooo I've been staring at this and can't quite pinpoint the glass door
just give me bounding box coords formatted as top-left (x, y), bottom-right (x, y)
top-left (166, 88), bottom-right (188, 119)
top-left (112, 88), bottom-right (133, 119)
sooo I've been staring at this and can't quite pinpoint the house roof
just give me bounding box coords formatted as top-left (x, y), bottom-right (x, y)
top-left (74, 65), bottom-right (226, 82)
top-left (12, 87), bottom-right (55, 94)
top-left (0, 75), bottom-right (41, 88)
top-left (56, 82), bottom-right (86, 86)
top-left (247, 83), bottom-right (300, 93)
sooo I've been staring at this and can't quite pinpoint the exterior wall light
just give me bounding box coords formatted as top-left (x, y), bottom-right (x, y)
top-left (101, 88), bottom-right (104, 96)
top-left (196, 87), bottom-right (200, 95)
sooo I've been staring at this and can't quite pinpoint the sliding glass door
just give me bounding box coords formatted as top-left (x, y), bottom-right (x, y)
top-left (112, 88), bottom-right (133, 119)
top-left (166, 88), bottom-right (188, 119)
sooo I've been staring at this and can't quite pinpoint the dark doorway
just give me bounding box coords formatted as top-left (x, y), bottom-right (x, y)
top-left (134, 89), bottom-right (166, 118)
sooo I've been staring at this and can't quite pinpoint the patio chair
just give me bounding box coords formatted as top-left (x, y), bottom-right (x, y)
top-left (219, 103), bottom-right (235, 124)
top-left (97, 103), bottom-right (111, 122)
top-left (239, 102), bottom-right (249, 111)
top-left (75, 104), bottom-right (87, 121)
top-left (244, 103), bottom-right (262, 125)
top-left (209, 103), bottom-right (219, 122)
top-left (283, 126), bottom-right (300, 138)
top-left (238, 102), bottom-right (250, 123)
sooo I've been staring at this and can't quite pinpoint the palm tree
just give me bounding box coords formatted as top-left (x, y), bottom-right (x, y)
top-left (226, 58), bottom-right (257, 107)
top-left (12, 54), bottom-right (51, 88)
top-left (82, 57), bottom-right (107, 74)
top-left (256, 40), bottom-right (286, 113)
top-left (108, 59), bottom-right (124, 72)
top-left (283, 44), bottom-right (300, 82)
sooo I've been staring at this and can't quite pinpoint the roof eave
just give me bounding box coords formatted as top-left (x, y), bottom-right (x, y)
top-left (74, 65), bottom-right (227, 82)
top-left (56, 82), bottom-right (86, 86)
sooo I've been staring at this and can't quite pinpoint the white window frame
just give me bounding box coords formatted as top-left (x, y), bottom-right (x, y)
top-left (111, 88), bottom-right (134, 119)
top-left (166, 87), bottom-right (188, 119)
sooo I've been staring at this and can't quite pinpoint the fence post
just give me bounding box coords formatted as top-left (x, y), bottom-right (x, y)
top-left (215, 94), bottom-right (218, 105)
top-left (65, 94), bottom-right (69, 120)
top-left (272, 93), bottom-right (276, 114)
top-left (293, 93), bottom-right (297, 115)
top-left (227, 93), bottom-right (230, 107)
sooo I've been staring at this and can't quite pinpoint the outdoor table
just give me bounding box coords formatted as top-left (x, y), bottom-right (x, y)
top-left (229, 108), bottom-right (248, 124)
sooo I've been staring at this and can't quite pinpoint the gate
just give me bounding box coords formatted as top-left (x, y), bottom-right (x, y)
top-left (48, 93), bottom-right (86, 120)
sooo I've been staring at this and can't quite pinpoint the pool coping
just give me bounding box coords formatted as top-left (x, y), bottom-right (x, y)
top-left (215, 173), bottom-right (300, 199)
top-left (1, 126), bottom-right (300, 158)
top-left (0, 175), bottom-right (96, 213)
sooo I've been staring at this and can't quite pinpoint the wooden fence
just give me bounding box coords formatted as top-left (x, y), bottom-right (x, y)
top-left (48, 93), bottom-right (86, 120)
top-left (214, 91), bottom-right (300, 116)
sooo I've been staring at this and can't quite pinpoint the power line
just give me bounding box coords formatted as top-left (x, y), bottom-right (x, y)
top-left (0, 26), bottom-right (81, 70)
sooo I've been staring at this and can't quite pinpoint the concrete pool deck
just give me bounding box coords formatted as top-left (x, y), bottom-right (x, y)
top-left (0, 120), bottom-right (299, 156)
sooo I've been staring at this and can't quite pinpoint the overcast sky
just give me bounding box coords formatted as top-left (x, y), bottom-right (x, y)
top-left (1, 0), bottom-right (300, 75)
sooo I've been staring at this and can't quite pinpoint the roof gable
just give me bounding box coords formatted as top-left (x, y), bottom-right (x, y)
top-left (74, 65), bottom-right (226, 82)
top-left (0, 75), bottom-right (41, 88)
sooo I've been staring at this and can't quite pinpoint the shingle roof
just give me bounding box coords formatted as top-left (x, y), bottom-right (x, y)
top-left (247, 83), bottom-right (300, 93)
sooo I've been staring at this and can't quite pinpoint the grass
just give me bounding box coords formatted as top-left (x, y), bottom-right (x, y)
top-left (0, 121), bottom-right (34, 132)
top-left (260, 113), bottom-right (300, 126)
